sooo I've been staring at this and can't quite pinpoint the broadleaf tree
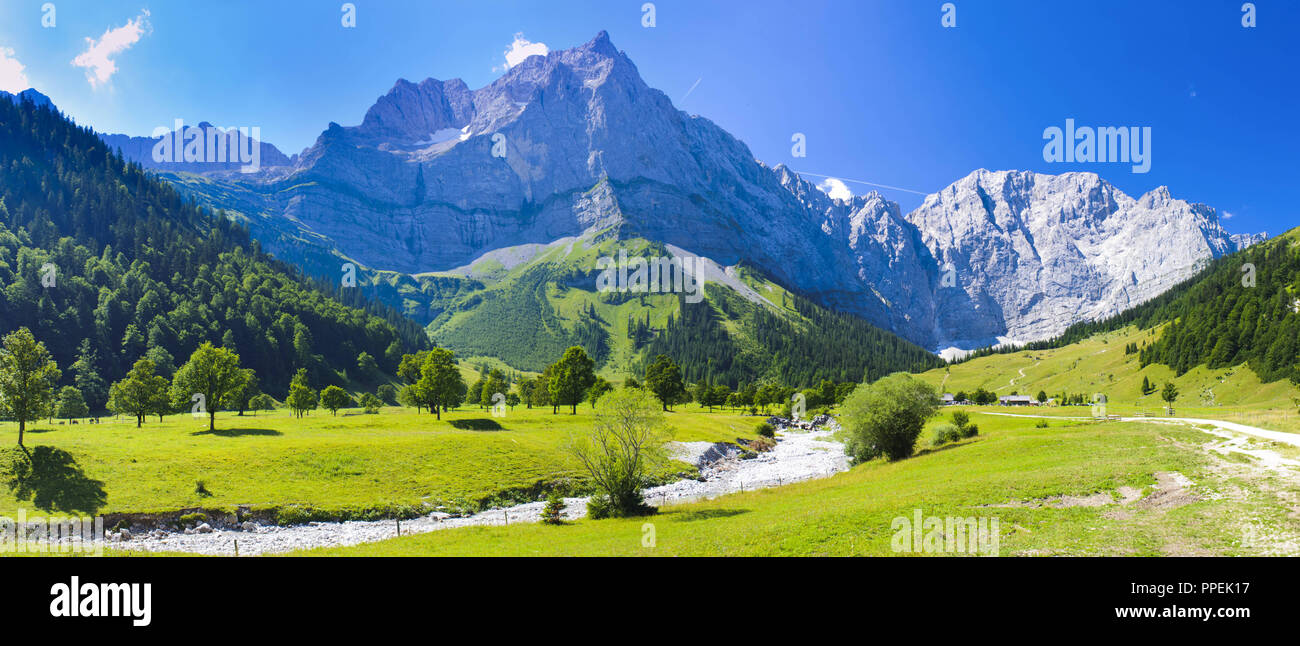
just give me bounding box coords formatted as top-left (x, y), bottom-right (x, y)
top-left (549, 346), bottom-right (596, 414)
top-left (170, 342), bottom-right (249, 431)
top-left (643, 354), bottom-right (685, 412)
top-left (0, 327), bottom-right (62, 447)
top-left (107, 358), bottom-right (168, 428)
top-left (414, 348), bottom-right (465, 420)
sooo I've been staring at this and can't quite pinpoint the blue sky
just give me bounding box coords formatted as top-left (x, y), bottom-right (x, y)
top-left (0, 0), bottom-right (1295, 236)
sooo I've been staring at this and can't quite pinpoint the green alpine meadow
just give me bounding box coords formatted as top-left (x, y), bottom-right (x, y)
top-left (1, 5), bottom-right (1297, 574)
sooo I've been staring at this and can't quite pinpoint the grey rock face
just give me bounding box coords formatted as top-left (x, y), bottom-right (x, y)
top-left (906, 170), bottom-right (1259, 349)
top-left (109, 32), bottom-right (1260, 352)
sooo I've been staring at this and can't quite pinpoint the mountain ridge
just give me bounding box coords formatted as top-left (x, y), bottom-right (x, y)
top-left (61, 31), bottom-right (1264, 354)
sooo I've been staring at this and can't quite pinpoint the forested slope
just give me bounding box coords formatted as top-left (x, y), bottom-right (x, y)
top-left (0, 95), bottom-right (429, 408)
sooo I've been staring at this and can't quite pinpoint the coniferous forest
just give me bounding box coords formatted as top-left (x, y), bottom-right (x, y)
top-left (640, 285), bottom-right (943, 388)
top-left (1137, 234), bottom-right (1300, 382)
top-left (0, 96), bottom-right (429, 408)
top-left (951, 232), bottom-right (1300, 385)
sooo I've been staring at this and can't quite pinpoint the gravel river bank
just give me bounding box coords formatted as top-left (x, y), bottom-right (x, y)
top-left (115, 424), bottom-right (849, 555)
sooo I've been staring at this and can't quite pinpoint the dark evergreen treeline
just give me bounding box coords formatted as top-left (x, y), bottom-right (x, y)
top-left (949, 233), bottom-right (1300, 384)
top-left (0, 95), bottom-right (429, 407)
top-left (1139, 236), bottom-right (1300, 381)
top-left (640, 284), bottom-right (943, 389)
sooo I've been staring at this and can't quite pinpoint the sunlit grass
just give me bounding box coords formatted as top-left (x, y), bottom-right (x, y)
top-left (0, 403), bottom-right (758, 519)
top-left (295, 411), bottom-right (1285, 556)
top-left (918, 325), bottom-right (1300, 433)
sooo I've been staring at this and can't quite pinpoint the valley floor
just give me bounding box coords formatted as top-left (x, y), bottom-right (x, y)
top-left (273, 410), bottom-right (1300, 557)
top-left (9, 322), bottom-right (1300, 558)
top-left (0, 405), bottom-right (759, 522)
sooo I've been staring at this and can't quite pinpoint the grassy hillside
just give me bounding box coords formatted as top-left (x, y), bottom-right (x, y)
top-left (425, 233), bottom-right (940, 385)
top-left (0, 404), bottom-right (758, 520)
top-left (956, 227), bottom-right (1300, 386)
top-left (917, 325), bottom-right (1300, 432)
top-left (287, 410), bottom-right (1300, 556)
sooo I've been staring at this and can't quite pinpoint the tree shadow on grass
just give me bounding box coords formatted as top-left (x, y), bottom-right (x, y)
top-left (912, 439), bottom-right (977, 458)
top-left (669, 508), bottom-right (750, 522)
top-left (4, 446), bottom-right (107, 514)
top-left (190, 428), bottom-right (283, 437)
top-left (448, 419), bottom-right (504, 431)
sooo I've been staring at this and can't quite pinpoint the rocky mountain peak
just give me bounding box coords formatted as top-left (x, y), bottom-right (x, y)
top-left (103, 34), bottom-right (1265, 355)
top-left (580, 30), bottom-right (619, 57)
top-left (1138, 185), bottom-right (1174, 208)
top-left (355, 77), bottom-right (474, 145)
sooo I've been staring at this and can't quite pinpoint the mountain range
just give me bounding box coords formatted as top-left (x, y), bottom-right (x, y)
top-left (74, 31), bottom-right (1262, 360)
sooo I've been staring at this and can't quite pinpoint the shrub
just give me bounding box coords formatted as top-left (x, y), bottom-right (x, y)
top-left (950, 410), bottom-right (979, 437)
top-left (852, 442), bottom-right (882, 461)
top-left (359, 392), bottom-right (383, 414)
top-left (586, 493), bottom-right (617, 520)
top-left (755, 422), bottom-right (775, 438)
top-left (1035, 419), bottom-right (1049, 429)
top-left (541, 492), bottom-right (566, 525)
top-left (194, 480), bottom-right (211, 497)
top-left (930, 423), bottom-right (962, 446)
top-left (248, 393), bottom-right (276, 414)
top-left (842, 373), bottom-right (940, 462)
top-left (570, 388), bottom-right (669, 519)
top-left (274, 503), bottom-right (425, 526)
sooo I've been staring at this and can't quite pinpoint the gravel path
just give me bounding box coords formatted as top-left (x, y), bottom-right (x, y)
top-left (984, 411), bottom-right (1300, 448)
top-left (115, 426), bottom-right (848, 556)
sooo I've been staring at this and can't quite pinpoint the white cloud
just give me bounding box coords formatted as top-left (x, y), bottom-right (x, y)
top-left (0, 47), bottom-right (31, 94)
top-left (498, 32), bottom-right (548, 71)
top-left (71, 10), bottom-right (151, 88)
top-left (1222, 211), bottom-right (1234, 219)
top-left (817, 177), bottom-right (853, 201)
